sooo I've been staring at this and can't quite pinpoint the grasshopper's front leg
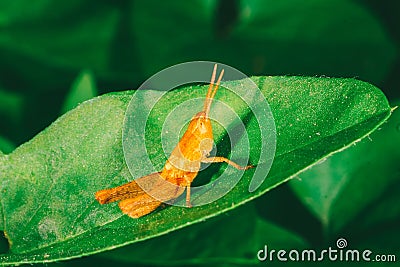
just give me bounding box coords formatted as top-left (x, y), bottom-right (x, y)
top-left (202, 156), bottom-right (253, 170)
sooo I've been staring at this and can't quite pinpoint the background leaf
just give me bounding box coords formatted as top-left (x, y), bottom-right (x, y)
top-left (131, 0), bottom-right (396, 82)
top-left (61, 70), bottom-right (97, 114)
top-left (0, 136), bottom-right (15, 155)
top-left (0, 76), bottom-right (391, 265)
top-left (290, 105), bottom-right (400, 238)
top-left (0, 1), bottom-right (127, 88)
top-left (98, 203), bottom-right (309, 266)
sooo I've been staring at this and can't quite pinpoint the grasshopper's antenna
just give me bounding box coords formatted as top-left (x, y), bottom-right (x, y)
top-left (205, 64), bottom-right (217, 101)
top-left (210, 69), bottom-right (224, 100)
top-left (204, 64), bottom-right (224, 117)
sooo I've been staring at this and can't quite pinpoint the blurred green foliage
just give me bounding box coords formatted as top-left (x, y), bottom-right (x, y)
top-left (0, 0), bottom-right (399, 266)
top-left (0, 0), bottom-right (398, 146)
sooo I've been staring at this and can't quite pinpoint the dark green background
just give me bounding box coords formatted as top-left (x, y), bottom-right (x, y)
top-left (0, 0), bottom-right (399, 266)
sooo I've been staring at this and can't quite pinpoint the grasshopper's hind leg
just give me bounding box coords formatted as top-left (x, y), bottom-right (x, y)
top-left (119, 194), bottom-right (162, 218)
top-left (186, 185), bottom-right (192, 208)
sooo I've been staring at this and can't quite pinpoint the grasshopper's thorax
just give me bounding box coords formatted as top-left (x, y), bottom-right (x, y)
top-left (163, 111), bottom-right (213, 174)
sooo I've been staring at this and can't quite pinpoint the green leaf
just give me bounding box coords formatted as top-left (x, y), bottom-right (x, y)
top-left (290, 105), bottom-right (400, 235)
top-left (61, 70), bottom-right (97, 114)
top-left (0, 76), bottom-right (391, 265)
top-left (98, 203), bottom-right (308, 266)
top-left (0, 153), bottom-right (5, 231)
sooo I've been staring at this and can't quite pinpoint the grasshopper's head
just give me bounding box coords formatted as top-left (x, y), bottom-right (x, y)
top-left (186, 64), bottom-right (224, 155)
top-left (189, 111), bottom-right (212, 137)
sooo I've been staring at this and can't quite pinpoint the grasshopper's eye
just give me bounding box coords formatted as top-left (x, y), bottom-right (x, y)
top-left (197, 120), bottom-right (208, 134)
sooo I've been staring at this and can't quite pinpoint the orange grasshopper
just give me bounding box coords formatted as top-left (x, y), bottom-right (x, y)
top-left (95, 64), bottom-right (253, 218)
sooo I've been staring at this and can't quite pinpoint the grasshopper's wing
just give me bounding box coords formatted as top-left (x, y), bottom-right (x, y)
top-left (95, 172), bottom-right (161, 204)
top-left (118, 178), bottom-right (186, 218)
